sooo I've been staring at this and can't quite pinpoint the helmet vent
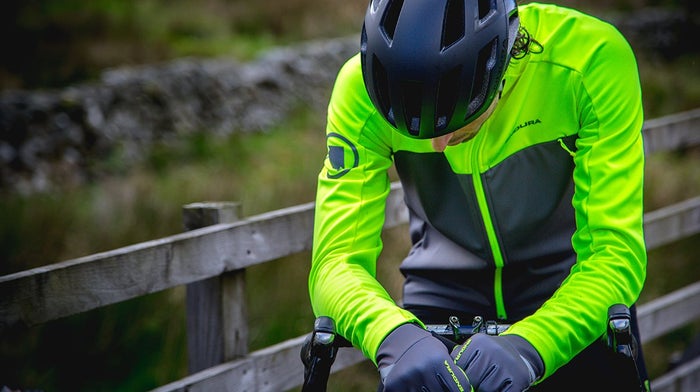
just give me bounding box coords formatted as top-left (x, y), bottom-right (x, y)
top-left (466, 38), bottom-right (498, 118)
top-left (401, 80), bottom-right (423, 136)
top-left (371, 55), bottom-right (395, 126)
top-left (381, 0), bottom-right (405, 42)
top-left (435, 66), bottom-right (462, 131)
top-left (478, 0), bottom-right (497, 20)
top-left (441, 0), bottom-right (465, 50)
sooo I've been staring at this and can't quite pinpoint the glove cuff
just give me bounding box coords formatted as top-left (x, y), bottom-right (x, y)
top-left (376, 323), bottom-right (431, 370)
top-left (502, 334), bottom-right (545, 382)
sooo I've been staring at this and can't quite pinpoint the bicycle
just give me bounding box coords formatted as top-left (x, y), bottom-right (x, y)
top-left (300, 304), bottom-right (647, 392)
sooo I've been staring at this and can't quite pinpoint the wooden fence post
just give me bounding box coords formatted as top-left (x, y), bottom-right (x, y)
top-left (182, 202), bottom-right (248, 374)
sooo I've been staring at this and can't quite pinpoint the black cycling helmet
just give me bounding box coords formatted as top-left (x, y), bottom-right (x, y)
top-left (361, 0), bottom-right (520, 139)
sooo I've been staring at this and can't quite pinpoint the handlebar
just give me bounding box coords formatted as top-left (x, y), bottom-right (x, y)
top-left (300, 316), bottom-right (342, 391)
top-left (426, 315), bottom-right (510, 343)
top-left (606, 304), bottom-right (647, 392)
top-left (300, 315), bottom-right (509, 392)
top-left (301, 304), bottom-right (646, 392)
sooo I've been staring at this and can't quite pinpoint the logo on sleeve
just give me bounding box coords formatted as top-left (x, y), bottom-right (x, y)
top-left (325, 132), bottom-right (359, 179)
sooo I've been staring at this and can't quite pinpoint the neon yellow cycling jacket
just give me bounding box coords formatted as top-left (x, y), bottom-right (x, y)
top-left (309, 2), bottom-right (646, 380)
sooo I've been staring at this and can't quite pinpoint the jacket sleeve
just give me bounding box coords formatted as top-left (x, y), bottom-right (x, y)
top-left (308, 54), bottom-right (421, 363)
top-left (504, 21), bottom-right (647, 378)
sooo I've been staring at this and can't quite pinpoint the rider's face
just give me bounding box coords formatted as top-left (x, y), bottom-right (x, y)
top-left (431, 96), bottom-right (500, 152)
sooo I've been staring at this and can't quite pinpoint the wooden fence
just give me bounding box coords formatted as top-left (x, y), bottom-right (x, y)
top-left (2, 108), bottom-right (700, 391)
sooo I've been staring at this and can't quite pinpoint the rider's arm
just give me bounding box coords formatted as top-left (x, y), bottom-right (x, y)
top-left (504, 14), bottom-right (646, 380)
top-left (308, 54), bottom-right (420, 363)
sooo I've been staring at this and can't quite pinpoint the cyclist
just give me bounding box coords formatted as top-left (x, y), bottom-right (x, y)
top-left (308, 0), bottom-right (650, 390)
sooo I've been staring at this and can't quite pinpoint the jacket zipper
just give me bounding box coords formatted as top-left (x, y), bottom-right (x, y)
top-left (469, 133), bottom-right (508, 320)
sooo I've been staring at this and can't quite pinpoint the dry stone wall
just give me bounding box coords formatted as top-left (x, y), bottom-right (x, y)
top-left (0, 37), bottom-right (358, 194)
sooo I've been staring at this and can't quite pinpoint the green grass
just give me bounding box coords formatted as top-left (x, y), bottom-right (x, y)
top-left (638, 54), bottom-right (700, 118)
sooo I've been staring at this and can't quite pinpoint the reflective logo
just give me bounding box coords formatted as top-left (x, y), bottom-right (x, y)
top-left (326, 132), bottom-right (359, 179)
top-left (512, 118), bottom-right (542, 133)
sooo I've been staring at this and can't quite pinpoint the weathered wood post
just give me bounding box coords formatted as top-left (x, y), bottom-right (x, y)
top-left (182, 202), bottom-right (249, 374)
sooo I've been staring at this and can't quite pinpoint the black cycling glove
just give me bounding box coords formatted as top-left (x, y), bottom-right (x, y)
top-left (451, 334), bottom-right (544, 391)
top-left (377, 323), bottom-right (472, 392)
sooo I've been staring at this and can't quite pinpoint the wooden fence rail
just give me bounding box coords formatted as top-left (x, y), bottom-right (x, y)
top-left (1, 108), bottom-right (700, 391)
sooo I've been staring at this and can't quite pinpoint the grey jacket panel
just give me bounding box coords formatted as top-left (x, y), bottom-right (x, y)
top-left (394, 136), bottom-right (578, 319)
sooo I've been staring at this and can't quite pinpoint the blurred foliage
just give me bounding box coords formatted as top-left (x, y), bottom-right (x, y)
top-left (0, 0), bottom-right (366, 89)
top-left (2, 0), bottom-right (697, 90)
top-left (1, 0), bottom-right (699, 391)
